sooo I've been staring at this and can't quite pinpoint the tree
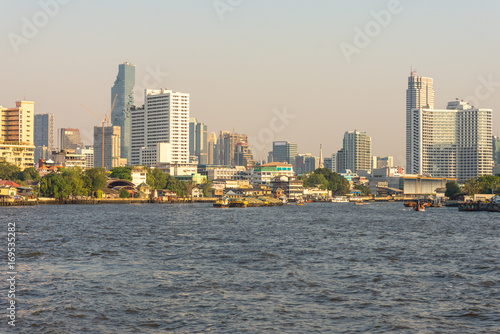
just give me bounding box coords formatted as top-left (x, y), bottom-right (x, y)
top-left (301, 168), bottom-right (351, 195)
top-left (83, 168), bottom-right (108, 197)
top-left (21, 167), bottom-right (41, 181)
top-left (354, 184), bottom-right (371, 196)
top-left (146, 168), bottom-right (167, 189)
top-left (40, 172), bottom-right (72, 200)
top-left (445, 181), bottom-right (461, 198)
top-left (61, 167), bottom-right (87, 197)
top-left (477, 175), bottom-right (500, 194)
top-left (201, 179), bottom-right (213, 197)
top-left (110, 166), bottom-right (133, 181)
top-left (165, 174), bottom-right (186, 197)
top-left (119, 189), bottom-right (130, 198)
top-left (0, 161), bottom-right (21, 180)
top-left (463, 178), bottom-right (483, 196)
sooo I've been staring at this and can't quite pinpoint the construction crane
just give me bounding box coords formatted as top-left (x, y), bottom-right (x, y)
top-left (81, 94), bottom-right (118, 169)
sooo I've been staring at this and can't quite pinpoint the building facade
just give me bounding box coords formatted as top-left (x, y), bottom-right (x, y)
top-left (0, 101), bottom-right (35, 169)
top-left (207, 132), bottom-right (217, 165)
top-left (272, 141), bottom-right (298, 164)
top-left (60, 128), bottom-right (82, 151)
top-left (406, 71), bottom-right (435, 172)
top-left (409, 100), bottom-right (493, 180)
top-left (130, 89), bottom-right (189, 166)
top-left (111, 62), bottom-right (135, 164)
top-left (217, 131), bottom-right (249, 166)
top-left (93, 125), bottom-right (122, 170)
top-left (76, 146), bottom-right (94, 169)
top-left (337, 131), bottom-right (372, 173)
top-left (34, 113), bottom-right (54, 149)
top-left (189, 118), bottom-right (208, 165)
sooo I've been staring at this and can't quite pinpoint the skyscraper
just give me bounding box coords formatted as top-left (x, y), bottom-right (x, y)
top-left (272, 141), bottom-right (298, 164)
top-left (337, 131), bottom-right (372, 173)
top-left (207, 132), bottom-right (217, 165)
top-left (59, 128), bottom-right (82, 151)
top-left (93, 125), bottom-right (121, 170)
top-left (34, 113), bottom-right (54, 149)
top-left (409, 100), bottom-right (492, 180)
top-left (493, 136), bottom-right (500, 166)
top-left (189, 117), bottom-right (208, 165)
top-left (130, 89), bottom-right (189, 166)
top-left (111, 62), bottom-right (135, 164)
top-left (406, 70), bottom-right (434, 172)
top-left (218, 131), bottom-right (249, 166)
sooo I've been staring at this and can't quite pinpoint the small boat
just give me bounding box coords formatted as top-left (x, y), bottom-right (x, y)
top-left (228, 198), bottom-right (248, 208)
top-left (331, 196), bottom-right (349, 203)
top-left (413, 201), bottom-right (426, 211)
top-left (354, 201), bottom-right (368, 205)
top-left (213, 197), bottom-right (229, 208)
top-left (296, 199), bottom-right (305, 206)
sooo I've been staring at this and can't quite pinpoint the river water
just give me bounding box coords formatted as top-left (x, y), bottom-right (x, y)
top-left (1, 203), bottom-right (499, 333)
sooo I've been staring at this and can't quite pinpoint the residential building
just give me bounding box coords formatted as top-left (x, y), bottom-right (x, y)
top-left (155, 162), bottom-right (198, 177)
top-left (131, 166), bottom-right (147, 186)
top-left (250, 162), bottom-right (295, 185)
top-left (406, 71), bottom-right (435, 171)
top-left (217, 131), bottom-right (248, 166)
top-left (189, 118), bottom-right (208, 165)
top-left (206, 166), bottom-right (246, 181)
top-left (270, 176), bottom-right (304, 200)
top-left (272, 141), bottom-right (298, 164)
top-left (336, 131), bottom-right (372, 173)
top-left (323, 154), bottom-right (336, 172)
top-left (60, 128), bottom-right (82, 151)
top-left (372, 156), bottom-right (394, 169)
top-left (409, 100), bottom-right (493, 180)
top-left (130, 89), bottom-right (189, 166)
top-left (76, 146), bottom-right (94, 169)
top-left (52, 150), bottom-right (87, 169)
top-left (34, 113), bottom-right (54, 149)
top-left (0, 101), bottom-right (35, 169)
top-left (111, 62), bottom-right (135, 164)
top-left (207, 132), bottom-right (217, 165)
top-left (493, 136), bottom-right (500, 166)
top-left (93, 125), bottom-right (123, 170)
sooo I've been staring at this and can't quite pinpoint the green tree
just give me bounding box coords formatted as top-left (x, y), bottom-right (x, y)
top-left (201, 179), bottom-right (213, 197)
top-left (119, 189), bottom-right (131, 198)
top-left (61, 167), bottom-right (87, 197)
top-left (40, 172), bottom-right (72, 200)
top-left (110, 166), bottom-right (133, 181)
top-left (354, 184), bottom-right (371, 196)
top-left (445, 181), bottom-right (461, 198)
top-left (19, 167), bottom-right (40, 181)
top-left (0, 161), bottom-right (21, 180)
top-left (147, 168), bottom-right (167, 189)
top-left (463, 178), bottom-right (483, 196)
top-left (83, 168), bottom-right (108, 197)
top-left (165, 174), bottom-right (186, 197)
top-left (477, 175), bottom-right (500, 194)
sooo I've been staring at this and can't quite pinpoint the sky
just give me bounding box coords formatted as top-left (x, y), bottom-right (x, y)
top-left (2, 0), bottom-right (500, 165)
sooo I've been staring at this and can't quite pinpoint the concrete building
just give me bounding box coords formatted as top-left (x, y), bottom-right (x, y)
top-left (493, 136), bottom-right (500, 166)
top-left (294, 153), bottom-right (318, 175)
top-left (207, 132), bottom-right (217, 165)
top-left (409, 100), bottom-right (493, 180)
top-left (234, 142), bottom-right (256, 167)
top-left (206, 166), bottom-right (246, 181)
top-left (217, 131), bottom-right (248, 166)
top-left (156, 162), bottom-right (198, 177)
top-left (130, 89), bottom-right (189, 167)
top-left (401, 175), bottom-right (456, 196)
top-left (406, 71), bottom-right (435, 171)
top-left (272, 141), bottom-right (298, 164)
top-left (131, 166), bottom-right (147, 186)
top-left (372, 156), bottom-right (393, 169)
top-left (93, 125), bottom-right (123, 170)
top-left (52, 150), bottom-right (87, 169)
top-left (270, 176), bottom-right (304, 200)
top-left (76, 146), bottom-right (94, 169)
top-left (250, 162), bottom-right (295, 185)
top-left (324, 154), bottom-right (337, 172)
top-left (34, 113), bottom-right (54, 149)
top-left (189, 118), bottom-right (208, 165)
top-left (111, 62), bottom-right (135, 164)
top-left (0, 101), bottom-right (36, 169)
top-left (337, 131), bottom-right (372, 173)
top-left (60, 128), bottom-right (82, 151)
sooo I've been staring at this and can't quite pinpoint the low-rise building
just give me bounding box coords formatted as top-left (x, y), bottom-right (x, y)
top-left (251, 162), bottom-right (295, 185)
top-left (270, 176), bottom-right (303, 200)
top-left (52, 150), bottom-right (86, 169)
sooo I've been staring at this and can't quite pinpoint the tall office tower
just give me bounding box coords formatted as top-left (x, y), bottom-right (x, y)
top-left (207, 132), bottom-right (217, 165)
top-left (189, 117), bottom-right (208, 165)
top-left (493, 136), bottom-right (500, 166)
top-left (111, 62), bottom-right (135, 164)
top-left (234, 142), bottom-right (256, 167)
top-left (218, 131), bottom-right (248, 166)
top-left (294, 153), bottom-right (317, 174)
top-left (324, 154), bottom-right (337, 172)
top-left (59, 128), bottom-right (82, 151)
top-left (93, 125), bottom-right (121, 170)
top-left (272, 141), bottom-right (298, 164)
top-left (0, 101), bottom-right (35, 169)
top-left (337, 131), bottom-right (372, 173)
top-left (130, 89), bottom-right (189, 166)
top-left (34, 113), bottom-right (54, 149)
top-left (406, 70), bottom-right (434, 172)
top-left (409, 100), bottom-right (492, 180)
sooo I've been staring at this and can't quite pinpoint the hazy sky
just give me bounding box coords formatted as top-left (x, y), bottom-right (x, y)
top-left (2, 0), bottom-right (500, 164)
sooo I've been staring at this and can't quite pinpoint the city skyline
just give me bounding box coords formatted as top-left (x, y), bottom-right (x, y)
top-left (2, 1), bottom-right (500, 161)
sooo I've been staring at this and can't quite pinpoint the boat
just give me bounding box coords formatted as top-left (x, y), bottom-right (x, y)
top-left (331, 196), bottom-right (349, 203)
top-left (228, 198), bottom-right (248, 208)
top-left (296, 198), bottom-right (305, 206)
top-left (413, 204), bottom-right (426, 211)
top-left (354, 201), bottom-right (368, 205)
top-left (213, 197), bottom-right (229, 208)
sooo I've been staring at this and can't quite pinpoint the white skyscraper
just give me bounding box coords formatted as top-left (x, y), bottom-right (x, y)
top-left (406, 71), bottom-right (435, 172)
top-left (409, 100), bottom-right (492, 180)
top-left (130, 89), bottom-right (189, 166)
top-left (337, 131), bottom-right (372, 173)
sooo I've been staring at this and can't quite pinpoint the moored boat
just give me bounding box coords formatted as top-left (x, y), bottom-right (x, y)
top-left (331, 196), bottom-right (348, 203)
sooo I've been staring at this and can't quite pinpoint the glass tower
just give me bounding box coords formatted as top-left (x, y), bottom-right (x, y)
top-left (111, 62), bottom-right (135, 164)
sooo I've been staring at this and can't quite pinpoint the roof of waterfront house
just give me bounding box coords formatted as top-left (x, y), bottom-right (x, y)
top-left (0, 180), bottom-right (21, 187)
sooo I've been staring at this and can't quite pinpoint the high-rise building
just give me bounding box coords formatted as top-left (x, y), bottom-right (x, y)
top-left (406, 71), bottom-right (434, 171)
top-left (493, 136), bottom-right (500, 166)
top-left (0, 101), bottom-right (35, 169)
top-left (60, 128), bottom-right (82, 151)
top-left (130, 89), bottom-right (189, 166)
top-left (93, 125), bottom-right (122, 170)
top-left (189, 118), bottom-right (208, 165)
top-left (234, 142), bottom-right (256, 167)
top-left (34, 113), bottom-right (54, 149)
top-left (372, 156), bottom-right (394, 169)
top-left (272, 141), bottom-right (298, 164)
top-left (337, 131), bottom-right (372, 173)
top-left (324, 154), bottom-right (337, 172)
top-left (409, 100), bottom-right (492, 180)
top-left (111, 62), bottom-right (135, 164)
top-left (76, 146), bottom-right (94, 169)
top-left (294, 153), bottom-right (317, 174)
top-left (207, 132), bottom-right (217, 165)
top-left (218, 131), bottom-right (249, 166)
